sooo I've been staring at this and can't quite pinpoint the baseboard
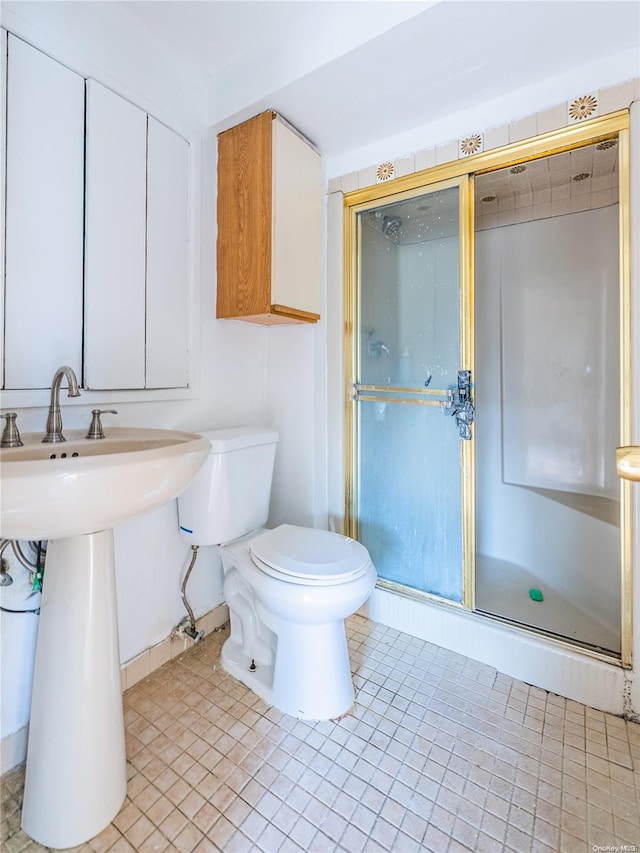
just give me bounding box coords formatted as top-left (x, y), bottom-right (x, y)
top-left (1, 724), bottom-right (29, 776)
top-left (120, 603), bottom-right (229, 691)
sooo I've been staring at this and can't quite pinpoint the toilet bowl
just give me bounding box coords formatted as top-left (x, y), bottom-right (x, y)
top-left (220, 524), bottom-right (376, 719)
top-left (177, 428), bottom-right (377, 720)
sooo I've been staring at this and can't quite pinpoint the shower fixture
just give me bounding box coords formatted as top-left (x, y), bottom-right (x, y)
top-left (371, 210), bottom-right (402, 236)
top-left (367, 330), bottom-right (390, 359)
top-left (382, 215), bottom-right (402, 236)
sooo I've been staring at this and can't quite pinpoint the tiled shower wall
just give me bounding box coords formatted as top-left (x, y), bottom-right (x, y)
top-left (329, 80), bottom-right (638, 195)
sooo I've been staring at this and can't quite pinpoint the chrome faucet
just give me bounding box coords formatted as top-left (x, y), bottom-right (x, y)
top-left (42, 366), bottom-right (81, 443)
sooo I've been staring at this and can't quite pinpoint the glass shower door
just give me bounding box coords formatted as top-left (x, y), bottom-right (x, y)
top-left (350, 179), bottom-right (473, 604)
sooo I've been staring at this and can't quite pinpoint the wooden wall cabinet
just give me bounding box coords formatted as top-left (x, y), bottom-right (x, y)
top-left (216, 110), bottom-right (322, 325)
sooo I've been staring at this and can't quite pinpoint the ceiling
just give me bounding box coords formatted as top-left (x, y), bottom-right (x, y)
top-left (116, 0), bottom-right (639, 161)
top-left (117, 1), bottom-right (432, 83)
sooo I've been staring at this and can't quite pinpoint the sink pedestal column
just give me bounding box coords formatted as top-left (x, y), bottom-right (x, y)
top-left (21, 530), bottom-right (127, 848)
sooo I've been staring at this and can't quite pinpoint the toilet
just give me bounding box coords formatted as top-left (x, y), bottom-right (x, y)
top-left (177, 427), bottom-right (377, 720)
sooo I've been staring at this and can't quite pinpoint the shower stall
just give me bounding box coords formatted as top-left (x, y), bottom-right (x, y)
top-left (345, 116), bottom-right (630, 660)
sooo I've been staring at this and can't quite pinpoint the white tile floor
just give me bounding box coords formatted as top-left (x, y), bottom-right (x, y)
top-left (2, 613), bottom-right (640, 852)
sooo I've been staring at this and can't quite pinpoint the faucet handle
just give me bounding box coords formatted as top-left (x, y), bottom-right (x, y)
top-left (86, 409), bottom-right (118, 440)
top-left (1, 412), bottom-right (23, 448)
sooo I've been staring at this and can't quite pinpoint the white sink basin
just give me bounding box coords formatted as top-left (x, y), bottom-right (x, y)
top-left (0, 427), bottom-right (210, 540)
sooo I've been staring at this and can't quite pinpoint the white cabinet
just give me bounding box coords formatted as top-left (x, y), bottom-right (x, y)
top-left (146, 118), bottom-right (190, 389)
top-left (1, 35), bottom-right (191, 396)
top-left (84, 83), bottom-right (190, 391)
top-left (84, 80), bottom-right (147, 390)
top-left (4, 35), bottom-right (85, 389)
top-left (271, 116), bottom-right (323, 319)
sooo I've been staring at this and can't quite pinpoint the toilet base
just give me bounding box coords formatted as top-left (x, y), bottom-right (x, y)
top-left (221, 638), bottom-right (274, 706)
top-left (221, 619), bottom-right (355, 721)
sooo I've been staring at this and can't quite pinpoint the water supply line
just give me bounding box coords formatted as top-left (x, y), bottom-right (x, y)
top-left (174, 545), bottom-right (204, 643)
top-left (0, 538), bottom-right (42, 614)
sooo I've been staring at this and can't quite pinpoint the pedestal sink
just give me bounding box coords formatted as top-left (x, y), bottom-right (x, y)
top-left (0, 428), bottom-right (210, 849)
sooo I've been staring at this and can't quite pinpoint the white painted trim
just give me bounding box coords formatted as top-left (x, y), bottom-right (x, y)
top-left (1, 724), bottom-right (28, 776)
top-left (629, 99), bottom-right (640, 716)
top-left (120, 603), bottom-right (229, 691)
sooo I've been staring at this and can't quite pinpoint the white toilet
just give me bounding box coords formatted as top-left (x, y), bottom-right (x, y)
top-left (177, 427), bottom-right (377, 720)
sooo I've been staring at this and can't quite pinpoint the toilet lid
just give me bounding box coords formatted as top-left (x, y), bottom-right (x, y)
top-left (250, 524), bottom-right (371, 582)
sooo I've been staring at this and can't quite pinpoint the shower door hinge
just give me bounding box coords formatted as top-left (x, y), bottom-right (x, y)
top-left (446, 370), bottom-right (475, 440)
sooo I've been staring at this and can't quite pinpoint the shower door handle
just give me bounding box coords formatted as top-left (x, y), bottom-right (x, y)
top-left (351, 384), bottom-right (454, 407)
top-left (447, 370), bottom-right (475, 440)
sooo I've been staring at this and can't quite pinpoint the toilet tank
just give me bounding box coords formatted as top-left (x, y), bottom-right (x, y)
top-left (177, 427), bottom-right (278, 546)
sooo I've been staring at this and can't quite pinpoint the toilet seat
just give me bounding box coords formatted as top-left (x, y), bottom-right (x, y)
top-left (250, 524), bottom-right (371, 585)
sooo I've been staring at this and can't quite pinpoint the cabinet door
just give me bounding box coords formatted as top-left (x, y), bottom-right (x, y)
top-left (84, 80), bottom-right (146, 389)
top-left (146, 118), bottom-right (189, 388)
top-left (216, 111), bottom-right (273, 319)
top-left (0, 30), bottom-right (6, 387)
top-left (271, 117), bottom-right (322, 318)
top-left (4, 36), bottom-right (84, 389)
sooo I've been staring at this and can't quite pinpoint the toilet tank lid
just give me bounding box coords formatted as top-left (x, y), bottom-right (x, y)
top-left (200, 426), bottom-right (279, 453)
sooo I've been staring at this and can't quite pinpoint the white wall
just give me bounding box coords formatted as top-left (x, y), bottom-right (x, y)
top-left (266, 325), bottom-right (324, 531)
top-left (327, 50), bottom-right (640, 180)
top-left (0, 2), bottom-right (206, 130)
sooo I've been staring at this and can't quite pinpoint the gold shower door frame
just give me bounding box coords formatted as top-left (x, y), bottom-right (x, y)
top-left (344, 174), bottom-right (475, 610)
top-left (343, 110), bottom-right (632, 666)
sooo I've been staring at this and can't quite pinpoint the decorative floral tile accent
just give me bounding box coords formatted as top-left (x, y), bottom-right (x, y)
top-left (596, 139), bottom-right (617, 151)
top-left (376, 162), bottom-right (394, 182)
top-left (459, 133), bottom-right (484, 157)
top-left (510, 164), bottom-right (527, 174)
top-left (567, 92), bottom-right (599, 123)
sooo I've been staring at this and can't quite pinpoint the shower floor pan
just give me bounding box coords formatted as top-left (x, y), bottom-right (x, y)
top-left (475, 553), bottom-right (620, 655)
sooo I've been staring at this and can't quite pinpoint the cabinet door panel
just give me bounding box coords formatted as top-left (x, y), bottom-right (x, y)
top-left (146, 118), bottom-right (189, 388)
top-left (271, 117), bottom-right (322, 316)
top-left (216, 111), bottom-right (273, 319)
top-left (84, 80), bottom-right (146, 389)
top-left (1, 30), bottom-right (6, 388)
top-left (4, 36), bottom-right (84, 389)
